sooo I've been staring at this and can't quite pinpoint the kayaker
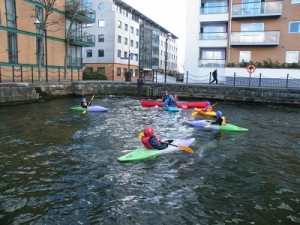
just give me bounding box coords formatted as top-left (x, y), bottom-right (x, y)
top-left (161, 90), bottom-right (169, 102)
top-left (211, 111), bottom-right (226, 125)
top-left (163, 95), bottom-right (177, 107)
top-left (141, 127), bottom-right (168, 150)
top-left (174, 93), bottom-right (179, 101)
top-left (201, 101), bottom-right (213, 112)
top-left (81, 97), bottom-right (91, 108)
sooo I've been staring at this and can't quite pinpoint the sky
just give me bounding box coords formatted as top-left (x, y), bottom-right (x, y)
top-left (122, 0), bottom-right (186, 70)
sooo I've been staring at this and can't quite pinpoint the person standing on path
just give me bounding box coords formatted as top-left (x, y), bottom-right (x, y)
top-left (210, 69), bottom-right (218, 84)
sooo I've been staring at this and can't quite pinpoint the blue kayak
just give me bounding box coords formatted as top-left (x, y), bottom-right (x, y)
top-left (166, 106), bottom-right (180, 112)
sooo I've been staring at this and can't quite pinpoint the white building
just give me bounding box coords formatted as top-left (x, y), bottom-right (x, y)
top-left (185, 1), bottom-right (300, 85)
top-left (83, 0), bottom-right (178, 82)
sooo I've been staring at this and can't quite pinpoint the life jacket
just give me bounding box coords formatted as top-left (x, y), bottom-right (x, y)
top-left (141, 135), bottom-right (160, 149)
top-left (221, 116), bottom-right (226, 125)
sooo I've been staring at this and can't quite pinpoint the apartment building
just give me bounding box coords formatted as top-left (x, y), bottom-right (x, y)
top-left (185, 0), bottom-right (300, 83)
top-left (0, 0), bottom-right (95, 82)
top-left (82, 0), bottom-right (178, 82)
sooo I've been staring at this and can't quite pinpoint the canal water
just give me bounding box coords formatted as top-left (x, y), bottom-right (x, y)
top-left (0, 97), bottom-right (299, 225)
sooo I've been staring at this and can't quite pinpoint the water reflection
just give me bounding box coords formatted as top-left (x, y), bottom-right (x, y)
top-left (0, 98), bottom-right (299, 224)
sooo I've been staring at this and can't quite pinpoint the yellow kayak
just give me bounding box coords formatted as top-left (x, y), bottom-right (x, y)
top-left (192, 108), bottom-right (217, 118)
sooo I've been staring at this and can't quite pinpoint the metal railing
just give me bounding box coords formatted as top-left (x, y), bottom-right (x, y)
top-left (0, 65), bottom-right (82, 83)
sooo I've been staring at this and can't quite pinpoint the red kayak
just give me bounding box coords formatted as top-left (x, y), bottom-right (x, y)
top-left (140, 99), bottom-right (207, 108)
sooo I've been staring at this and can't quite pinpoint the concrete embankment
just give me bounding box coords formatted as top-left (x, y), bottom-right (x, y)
top-left (0, 81), bottom-right (299, 106)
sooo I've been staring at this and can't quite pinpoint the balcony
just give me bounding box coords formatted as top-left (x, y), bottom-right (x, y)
top-left (69, 31), bottom-right (95, 47)
top-left (198, 59), bottom-right (226, 68)
top-left (199, 32), bottom-right (227, 40)
top-left (65, 1), bottom-right (96, 23)
top-left (200, 6), bottom-right (228, 15)
top-left (230, 31), bottom-right (280, 46)
top-left (232, 1), bottom-right (282, 19)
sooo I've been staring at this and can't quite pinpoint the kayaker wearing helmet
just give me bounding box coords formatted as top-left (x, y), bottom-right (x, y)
top-left (211, 111), bottom-right (226, 125)
top-left (81, 97), bottom-right (91, 108)
top-left (161, 90), bottom-right (169, 102)
top-left (141, 127), bottom-right (169, 150)
top-left (163, 95), bottom-right (177, 107)
top-left (201, 101), bottom-right (213, 112)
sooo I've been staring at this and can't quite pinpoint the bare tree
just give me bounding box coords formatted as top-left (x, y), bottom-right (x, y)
top-left (64, 0), bottom-right (83, 81)
top-left (34, 0), bottom-right (58, 81)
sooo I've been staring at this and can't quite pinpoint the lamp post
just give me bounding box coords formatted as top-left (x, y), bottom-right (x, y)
top-left (34, 18), bottom-right (48, 82)
top-left (164, 33), bottom-right (172, 83)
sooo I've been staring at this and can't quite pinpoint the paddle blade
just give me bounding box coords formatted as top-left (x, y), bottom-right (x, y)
top-left (178, 145), bottom-right (193, 154)
top-left (138, 132), bottom-right (144, 139)
top-left (91, 95), bottom-right (95, 100)
top-left (192, 111), bottom-right (198, 117)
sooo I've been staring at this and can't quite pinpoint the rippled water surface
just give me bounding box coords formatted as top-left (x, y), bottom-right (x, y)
top-left (0, 97), bottom-right (299, 225)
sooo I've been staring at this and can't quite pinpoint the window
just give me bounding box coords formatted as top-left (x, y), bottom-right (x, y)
top-left (239, 51), bottom-right (251, 62)
top-left (124, 37), bottom-right (128, 45)
top-left (125, 24), bottom-right (128, 31)
top-left (130, 40), bottom-right (134, 47)
top-left (124, 52), bottom-right (128, 58)
top-left (117, 68), bottom-right (121, 76)
top-left (292, 0), bottom-right (300, 4)
top-left (118, 50), bottom-right (121, 57)
top-left (98, 34), bottom-right (104, 42)
top-left (285, 51), bottom-right (299, 63)
top-left (97, 67), bottom-right (105, 75)
top-left (136, 29), bottom-right (139, 36)
top-left (85, 67), bottom-right (93, 73)
top-left (98, 19), bottom-right (105, 27)
top-left (86, 50), bottom-right (92, 57)
top-left (8, 32), bottom-right (18, 63)
top-left (131, 26), bottom-right (134, 34)
top-left (6, 0), bottom-right (17, 28)
top-left (98, 49), bottom-right (104, 57)
top-left (135, 69), bottom-right (138, 77)
top-left (136, 41), bottom-right (139, 48)
top-left (289, 21), bottom-right (300, 33)
top-left (118, 20), bottom-right (122, 29)
top-left (118, 35), bottom-right (121, 43)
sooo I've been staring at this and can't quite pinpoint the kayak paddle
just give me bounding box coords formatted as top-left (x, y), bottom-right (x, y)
top-left (161, 142), bottom-right (193, 154)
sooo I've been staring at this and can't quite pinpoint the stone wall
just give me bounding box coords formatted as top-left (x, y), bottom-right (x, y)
top-left (0, 83), bottom-right (39, 105)
top-left (0, 81), bottom-right (299, 106)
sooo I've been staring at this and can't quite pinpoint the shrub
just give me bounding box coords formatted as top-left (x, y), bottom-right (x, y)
top-left (83, 71), bottom-right (107, 80)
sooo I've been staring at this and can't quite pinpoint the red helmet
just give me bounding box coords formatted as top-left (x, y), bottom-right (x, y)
top-left (143, 127), bottom-right (154, 137)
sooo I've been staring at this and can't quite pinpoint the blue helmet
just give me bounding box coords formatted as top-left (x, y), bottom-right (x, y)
top-left (216, 111), bottom-right (222, 118)
top-left (169, 95), bottom-right (174, 100)
top-left (81, 98), bottom-right (86, 102)
top-left (206, 101), bottom-right (211, 106)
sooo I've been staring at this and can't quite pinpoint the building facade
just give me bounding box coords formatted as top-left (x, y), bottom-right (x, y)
top-left (82, 0), bottom-right (178, 82)
top-left (185, 0), bottom-right (300, 83)
top-left (0, 0), bottom-right (95, 82)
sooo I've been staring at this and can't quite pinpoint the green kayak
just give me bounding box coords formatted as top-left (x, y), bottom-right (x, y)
top-left (117, 138), bottom-right (195, 162)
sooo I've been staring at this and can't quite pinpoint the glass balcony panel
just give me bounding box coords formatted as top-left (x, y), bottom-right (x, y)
top-left (232, 1), bottom-right (282, 18)
top-left (230, 31), bottom-right (280, 45)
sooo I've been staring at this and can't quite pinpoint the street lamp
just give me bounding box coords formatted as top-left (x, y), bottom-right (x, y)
top-left (34, 18), bottom-right (48, 82)
top-left (164, 33), bottom-right (172, 83)
top-left (126, 51), bottom-right (138, 82)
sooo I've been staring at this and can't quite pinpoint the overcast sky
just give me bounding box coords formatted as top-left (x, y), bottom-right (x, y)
top-left (122, 0), bottom-right (186, 69)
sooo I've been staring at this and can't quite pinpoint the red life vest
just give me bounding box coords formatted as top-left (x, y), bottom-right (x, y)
top-left (142, 136), bottom-right (153, 149)
top-left (142, 135), bottom-right (160, 149)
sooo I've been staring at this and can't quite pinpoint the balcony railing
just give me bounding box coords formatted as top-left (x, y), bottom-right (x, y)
top-left (199, 32), bottom-right (227, 40)
top-left (230, 31), bottom-right (280, 46)
top-left (65, 1), bottom-right (96, 23)
top-left (67, 56), bottom-right (82, 67)
top-left (8, 49), bottom-right (18, 63)
top-left (200, 6), bottom-right (228, 14)
top-left (198, 59), bottom-right (226, 68)
top-left (69, 31), bottom-right (95, 47)
top-left (232, 1), bottom-right (282, 18)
